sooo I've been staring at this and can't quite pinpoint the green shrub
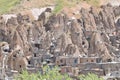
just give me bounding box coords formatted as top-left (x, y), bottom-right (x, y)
top-left (78, 73), bottom-right (104, 80)
top-left (15, 66), bottom-right (104, 80)
top-left (15, 66), bottom-right (72, 80)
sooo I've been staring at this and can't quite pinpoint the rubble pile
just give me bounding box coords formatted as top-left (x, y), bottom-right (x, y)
top-left (0, 4), bottom-right (120, 79)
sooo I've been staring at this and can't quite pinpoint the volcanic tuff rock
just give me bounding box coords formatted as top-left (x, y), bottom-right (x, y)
top-left (0, 4), bottom-right (120, 72)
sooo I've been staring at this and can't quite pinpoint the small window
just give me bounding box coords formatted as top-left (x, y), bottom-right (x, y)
top-left (59, 70), bottom-right (61, 73)
top-left (0, 17), bottom-right (3, 19)
top-left (28, 60), bottom-right (31, 64)
top-left (60, 59), bottom-right (63, 63)
top-left (82, 41), bottom-right (85, 45)
top-left (13, 54), bottom-right (16, 58)
top-left (18, 49), bottom-right (20, 52)
top-left (34, 53), bottom-right (37, 57)
top-left (87, 59), bottom-right (88, 62)
top-left (116, 72), bottom-right (119, 74)
top-left (107, 59), bottom-right (112, 62)
top-left (91, 60), bottom-right (94, 62)
top-left (9, 31), bottom-right (11, 34)
top-left (35, 44), bottom-right (40, 48)
top-left (29, 48), bottom-right (31, 51)
top-left (19, 65), bottom-right (22, 68)
top-left (101, 33), bottom-right (103, 35)
top-left (74, 59), bottom-right (78, 64)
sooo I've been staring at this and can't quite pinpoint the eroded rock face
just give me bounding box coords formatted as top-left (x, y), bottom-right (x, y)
top-left (7, 45), bottom-right (28, 72)
top-left (0, 4), bottom-right (120, 73)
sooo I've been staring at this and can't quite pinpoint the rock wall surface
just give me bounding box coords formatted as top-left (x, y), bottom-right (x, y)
top-left (0, 4), bottom-right (120, 73)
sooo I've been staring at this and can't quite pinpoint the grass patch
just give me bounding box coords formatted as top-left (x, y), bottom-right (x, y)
top-left (53, 0), bottom-right (80, 14)
top-left (0, 0), bottom-right (21, 14)
top-left (53, 0), bottom-right (64, 14)
top-left (0, 0), bottom-right (100, 14)
top-left (53, 0), bottom-right (100, 14)
top-left (86, 0), bottom-right (100, 7)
